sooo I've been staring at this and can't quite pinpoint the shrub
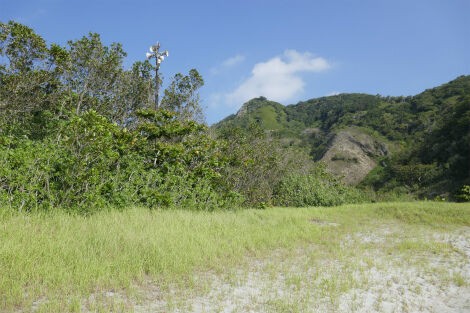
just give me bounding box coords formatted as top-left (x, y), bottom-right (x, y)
top-left (273, 165), bottom-right (366, 207)
top-left (0, 110), bottom-right (242, 213)
top-left (217, 123), bottom-right (315, 207)
top-left (459, 185), bottom-right (470, 202)
top-left (0, 137), bottom-right (60, 211)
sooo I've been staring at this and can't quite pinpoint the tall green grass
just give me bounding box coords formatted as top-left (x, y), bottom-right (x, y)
top-left (0, 207), bottom-right (320, 311)
top-left (1, 202), bottom-right (469, 311)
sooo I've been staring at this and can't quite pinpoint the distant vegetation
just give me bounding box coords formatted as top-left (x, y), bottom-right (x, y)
top-left (215, 76), bottom-right (470, 201)
top-left (1, 21), bottom-right (469, 213)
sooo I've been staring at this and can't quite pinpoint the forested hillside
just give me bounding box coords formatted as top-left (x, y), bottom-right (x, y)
top-left (214, 76), bottom-right (470, 199)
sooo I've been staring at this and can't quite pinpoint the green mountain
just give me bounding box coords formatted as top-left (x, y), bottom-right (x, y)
top-left (214, 75), bottom-right (470, 198)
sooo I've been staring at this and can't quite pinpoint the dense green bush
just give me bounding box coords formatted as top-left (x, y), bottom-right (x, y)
top-left (217, 123), bottom-right (315, 207)
top-left (0, 109), bottom-right (240, 213)
top-left (273, 165), bottom-right (366, 207)
top-left (0, 111), bottom-right (142, 213)
top-left (0, 21), bottom-right (246, 213)
top-left (0, 137), bottom-right (58, 211)
top-left (459, 185), bottom-right (470, 202)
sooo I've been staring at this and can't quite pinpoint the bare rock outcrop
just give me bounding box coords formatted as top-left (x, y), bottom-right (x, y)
top-left (320, 127), bottom-right (388, 185)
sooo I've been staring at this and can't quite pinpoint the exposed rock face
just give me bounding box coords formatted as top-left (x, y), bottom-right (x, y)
top-left (235, 97), bottom-right (269, 117)
top-left (321, 128), bottom-right (388, 185)
top-left (236, 103), bottom-right (249, 117)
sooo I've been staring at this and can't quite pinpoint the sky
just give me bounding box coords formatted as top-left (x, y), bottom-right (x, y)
top-left (1, 0), bottom-right (469, 124)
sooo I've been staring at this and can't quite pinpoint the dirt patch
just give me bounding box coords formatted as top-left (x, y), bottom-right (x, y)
top-left (336, 226), bottom-right (470, 312)
top-left (126, 225), bottom-right (470, 313)
top-left (56, 223), bottom-right (469, 313)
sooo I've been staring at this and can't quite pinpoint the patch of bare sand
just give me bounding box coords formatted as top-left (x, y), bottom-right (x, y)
top-left (92, 225), bottom-right (470, 313)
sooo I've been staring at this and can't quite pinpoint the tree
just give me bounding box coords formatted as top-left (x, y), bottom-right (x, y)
top-left (58, 32), bottom-right (127, 118)
top-left (0, 21), bottom-right (60, 137)
top-left (160, 69), bottom-right (204, 123)
top-left (0, 21), bottom-right (48, 72)
top-left (111, 60), bottom-right (154, 128)
top-left (135, 108), bottom-right (237, 209)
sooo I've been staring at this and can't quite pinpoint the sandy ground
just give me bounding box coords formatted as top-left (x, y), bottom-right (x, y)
top-left (119, 224), bottom-right (470, 313)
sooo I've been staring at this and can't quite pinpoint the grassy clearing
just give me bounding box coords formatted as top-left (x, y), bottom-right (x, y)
top-left (1, 202), bottom-right (469, 312)
top-left (169, 203), bottom-right (469, 313)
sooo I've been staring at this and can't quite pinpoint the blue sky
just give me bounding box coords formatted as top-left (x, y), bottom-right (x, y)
top-left (1, 0), bottom-right (469, 124)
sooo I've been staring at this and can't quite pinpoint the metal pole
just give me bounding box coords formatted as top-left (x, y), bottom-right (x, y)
top-left (146, 42), bottom-right (167, 111)
top-left (155, 60), bottom-right (159, 110)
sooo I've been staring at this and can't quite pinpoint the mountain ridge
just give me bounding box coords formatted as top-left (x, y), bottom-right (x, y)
top-left (213, 75), bottom-right (470, 197)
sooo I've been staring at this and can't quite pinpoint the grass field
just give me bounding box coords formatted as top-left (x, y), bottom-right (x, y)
top-left (1, 202), bottom-right (469, 312)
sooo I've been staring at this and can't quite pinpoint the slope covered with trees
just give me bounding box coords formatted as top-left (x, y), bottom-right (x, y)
top-left (214, 76), bottom-right (470, 199)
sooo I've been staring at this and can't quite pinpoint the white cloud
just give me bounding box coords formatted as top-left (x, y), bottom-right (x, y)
top-left (222, 54), bottom-right (245, 67)
top-left (210, 54), bottom-right (245, 75)
top-left (224, 50), bottom-right (330, 107)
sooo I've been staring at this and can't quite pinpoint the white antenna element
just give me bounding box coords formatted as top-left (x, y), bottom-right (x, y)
top-left (146, 52), bottom-right (152, 59)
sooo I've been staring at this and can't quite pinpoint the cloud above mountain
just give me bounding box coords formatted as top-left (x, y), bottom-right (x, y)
top-left (224, 50), bottom-right (330, 107)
